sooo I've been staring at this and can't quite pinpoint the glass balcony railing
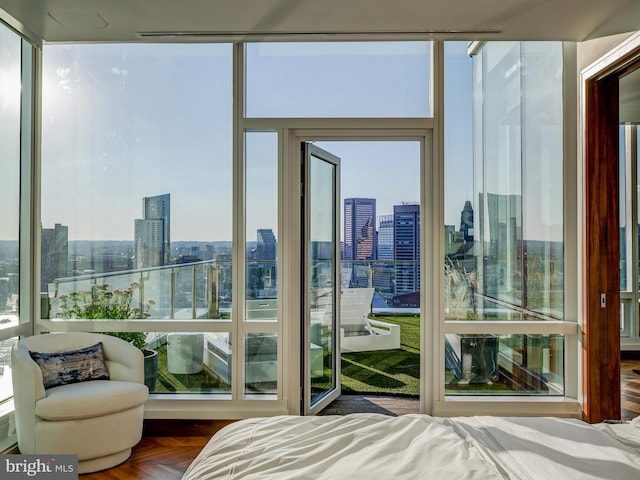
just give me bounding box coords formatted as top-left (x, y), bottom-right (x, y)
top-left (47, 260), bottom-right (232, 321)
top-left (46, 259), bottom-right (426, 320)
top-left (45, 256), bottom-right (562, 323)
top-left (340, 260), bottom-right (421, 312)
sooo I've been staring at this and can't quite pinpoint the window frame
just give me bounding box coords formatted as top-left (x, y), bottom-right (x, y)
top-left (0, 21), bottom-right (38, 451)
top-left (434, 41), bottom-right (580, 416)
top-left (0, 29), bottom-right (581, 420)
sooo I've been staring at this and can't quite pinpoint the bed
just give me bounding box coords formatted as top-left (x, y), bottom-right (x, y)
top-left (182, 413), bottom-right (640, 479)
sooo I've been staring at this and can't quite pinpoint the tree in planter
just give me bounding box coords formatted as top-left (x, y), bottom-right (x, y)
top-left (58, 282), bottom-right (158, 390)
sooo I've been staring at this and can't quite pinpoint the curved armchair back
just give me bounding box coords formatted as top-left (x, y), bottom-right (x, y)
top-left (17, 332), bottom-right (144, 383)
top-left (11, 332), bottom-right (146, 462)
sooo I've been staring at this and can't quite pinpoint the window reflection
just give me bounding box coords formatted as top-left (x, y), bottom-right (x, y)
top-left (445, 41), bottom-right (564, 322)
top-left (445, 334), bottom-right (564, 395)
top-left (0, 25), bottom-right (21, 328)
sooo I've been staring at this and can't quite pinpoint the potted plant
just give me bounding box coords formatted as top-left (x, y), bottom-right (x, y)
top-left (57, 282), bottom-right (158, 391)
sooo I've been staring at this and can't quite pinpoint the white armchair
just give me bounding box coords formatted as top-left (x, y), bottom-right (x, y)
top-left (11, 332), bottom-right (149, 473)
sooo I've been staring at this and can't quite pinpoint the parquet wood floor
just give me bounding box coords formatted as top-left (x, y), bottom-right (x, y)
top-left (80, 364), bottom-right (640, 479)
top-left (622, 358), bottom-right (640, 420)
top-left (79, 420), bottom-right (235, 480)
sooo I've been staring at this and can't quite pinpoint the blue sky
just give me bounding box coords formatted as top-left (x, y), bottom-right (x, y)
top-left (37, 41), bottom-right (473, 242)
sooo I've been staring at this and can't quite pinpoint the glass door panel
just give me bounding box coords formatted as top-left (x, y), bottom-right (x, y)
top-left (303, 143), bottom-right (341, 414)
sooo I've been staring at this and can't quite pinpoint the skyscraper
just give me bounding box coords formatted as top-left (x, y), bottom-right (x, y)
top-left (134, 193), bottom-right (170, 269)
top-left (445, 200), bottom-right (475, 259)
top-left (246, 228), bottom-right (278, 298)
top-left (460, 200), bottom-right (474, 242)
top-left (343, 198), bottom-right (377, 261)
top-left (372, 214), bottom-right (395, 297)
top-left (377, 214), bottom-right (394, 260)
top-left (256, 229), bottom-right (277, 261)
top-left (480, 192), bottom-right (522, 299)
top-left (41, 223), bottom-right (69, 291)
top-left (394, 203), bottom-right (420, 297)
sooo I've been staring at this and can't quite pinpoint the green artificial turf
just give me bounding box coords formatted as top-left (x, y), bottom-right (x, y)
top-left (151, 315), bottom-right (424, 397)
top-left (149, 315), bottom-right (523, 397)
top-left (153, 344), bottom-right (230, 394)
top-left (311, 315), bottom-right (421, 397)
top-left (341, 315), bottom-right (420, 396)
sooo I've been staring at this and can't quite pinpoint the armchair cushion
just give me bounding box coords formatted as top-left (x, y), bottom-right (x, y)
top-left (35, 380), bottom-right (149, 421)
top-left (29, 342), bottom-right (110, 389)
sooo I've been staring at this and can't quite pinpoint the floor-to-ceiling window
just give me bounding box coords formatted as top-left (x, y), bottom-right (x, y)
top-left (40, 44), bottom-right (236, 399)
top-left (23, 37), bottom-right (578, 418)
top-left (244, 131), bottom-right (279, 397)
top-left (0, 20), bottom-right (34, 449)
top-left (442, 41), bottom-right (575, 413)
top-left (243, 40), bottom-right (432, 412)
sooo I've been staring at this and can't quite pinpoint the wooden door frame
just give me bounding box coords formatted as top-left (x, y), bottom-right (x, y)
top-left (581, 34), bottom-right (640, 423)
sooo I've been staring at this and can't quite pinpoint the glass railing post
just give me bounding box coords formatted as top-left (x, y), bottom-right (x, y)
top-left (209, 264), bottom-right (219, 318)
top-left (192, 264), bottom-right (197, 319)
top-left (170, 268), bottom-right (176, 318)
top-left (138, 273), bottom-right (145, 314)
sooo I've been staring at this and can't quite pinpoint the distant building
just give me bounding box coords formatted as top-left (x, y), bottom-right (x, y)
top-left (372, 214), bottom-right (395, 298)
top-left (92, 253), bottom-right (132, 273)
top-left (247, 228), bottom-right (278, 298)
top-left (445, 200), bottom-right (475, 259)
top-left (460, 200), bottom-right (474, 242)
top-left (478, 192), bottom-right (522, 299)
top-left (445, 225), bottom-right (462, 256)
top-left (134, 219), bottom-right (164, 269)
top-left (134, 194), bottom-right (170, 269)
top-left (343, 198), bottom-right (377, 261)
top-left (394, 203), bottom-right (420, 298)
top-left (254, 228), bottom-right (277, 296)
top-left (377, 214), bottom-right (394, 260)
top-left (176, 255), bottom-right (202, 264)
top-left (41, 223), bottom-right (68, 291)
top-left (0, 277), bottom-right (8, 313)
top-left (256, 229), bottom-right (277, 261)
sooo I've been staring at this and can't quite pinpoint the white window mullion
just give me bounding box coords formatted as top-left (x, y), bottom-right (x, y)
top-left (276, 127), bottom-right (287, 401)
top-left (561, 41), bottom-right (579, 401)
top-left (21, 40), bottom-right (38, 337)
top-left (430, 40), bottom-right (444, 412)
top-left (232, 42), bottom-right (246, 400)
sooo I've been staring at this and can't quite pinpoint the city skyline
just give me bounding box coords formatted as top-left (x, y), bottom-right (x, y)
top-left (38, 195), bottom-right (471, 263)
top-left (33, 42), bottom-right (476, 243)
top-left (6, 42), bottom-right (564, 248)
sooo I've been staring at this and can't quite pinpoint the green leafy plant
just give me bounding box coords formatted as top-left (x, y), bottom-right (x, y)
top-left (58, 282), bottom-right (155, 351)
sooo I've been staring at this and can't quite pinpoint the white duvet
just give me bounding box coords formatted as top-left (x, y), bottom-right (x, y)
top-left (182, 414), bottom-right (640, 480)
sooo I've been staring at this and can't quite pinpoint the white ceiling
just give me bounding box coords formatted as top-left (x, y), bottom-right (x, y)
top-left (0, 0), bottom-right (639, 44)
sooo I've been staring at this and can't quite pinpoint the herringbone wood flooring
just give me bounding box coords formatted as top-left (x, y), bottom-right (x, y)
top-left (622, 358), bottom-right (640, 420)
top-left (80, 420), bottom-right (235, 480)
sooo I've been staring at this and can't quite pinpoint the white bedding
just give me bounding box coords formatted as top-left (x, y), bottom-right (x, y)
top-left (182, 414), bottom-right (640, 480)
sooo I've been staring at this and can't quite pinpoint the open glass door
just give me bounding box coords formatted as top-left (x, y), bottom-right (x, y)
top-left (303, 143), bottom-right (341, 414)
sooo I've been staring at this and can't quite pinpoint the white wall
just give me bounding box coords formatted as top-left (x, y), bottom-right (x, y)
top-left (577, 32), bottom-right (636, 71)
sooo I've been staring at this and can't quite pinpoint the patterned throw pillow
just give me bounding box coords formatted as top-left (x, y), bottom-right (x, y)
top-left (29, 342), bottom-right (110, 389)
